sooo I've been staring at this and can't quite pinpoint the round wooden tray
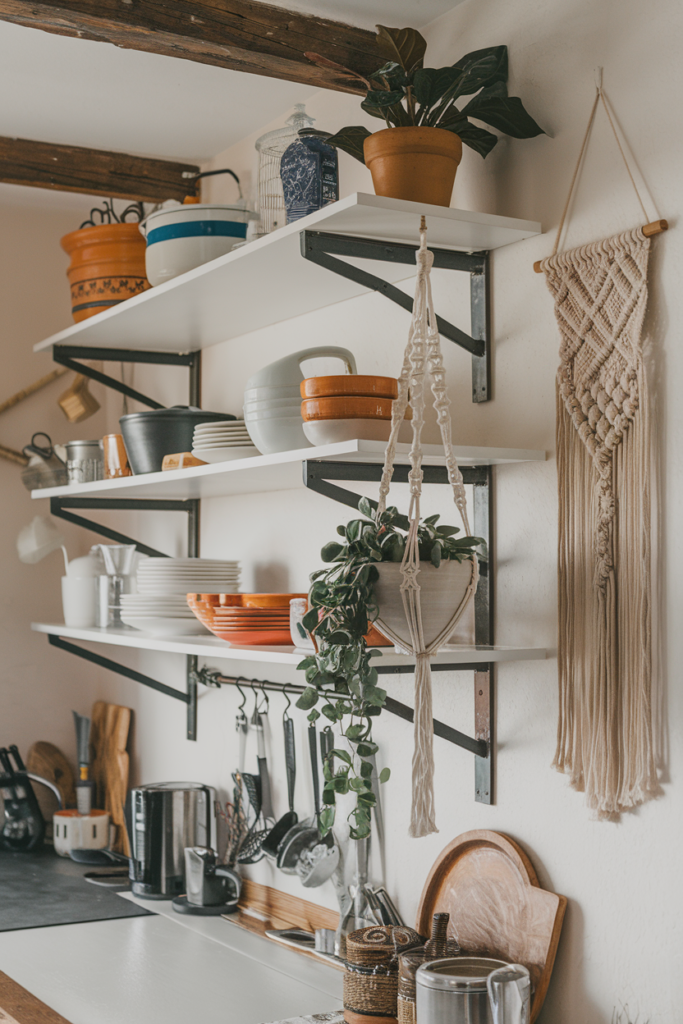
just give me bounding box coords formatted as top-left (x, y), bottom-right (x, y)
top-left (416, 830), bottom-right (566, 1023)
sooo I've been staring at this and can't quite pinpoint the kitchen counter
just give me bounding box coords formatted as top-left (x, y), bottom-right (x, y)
top-left (0, 891), bottom-right (342, 1024)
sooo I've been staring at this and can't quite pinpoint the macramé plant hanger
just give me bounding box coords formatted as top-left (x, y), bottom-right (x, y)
top-left (536, 74), bottom-right (667, 817)
top-left (374, 217), bottom-right (479, 838)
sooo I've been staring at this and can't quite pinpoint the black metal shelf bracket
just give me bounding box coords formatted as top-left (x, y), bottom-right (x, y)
top-left (300, 230), bottom-right (490, 403)
top-left (50, 496), bottom-right (200, 559)
top-left (302, 457), bottom-right (495, 804)
top-left (52, 345), bottom-right (201, 410)
top-left (47, 635), bottom-right (198, 741)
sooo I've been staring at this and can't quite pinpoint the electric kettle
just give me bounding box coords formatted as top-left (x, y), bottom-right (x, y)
top-left (416, 958), bottom-right (531, 1024)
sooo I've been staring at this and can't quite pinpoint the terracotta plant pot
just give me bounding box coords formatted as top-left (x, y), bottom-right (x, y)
top-left (363, 127), bottom-right (463, 207)
top-left (60, 223), bottom-right (150, 323)
top-left (372, 559), bottom-right (477, 651)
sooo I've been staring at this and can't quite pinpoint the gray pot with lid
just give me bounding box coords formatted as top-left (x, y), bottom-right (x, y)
top-left (119, 406), bottom-right (236, 474)
top-left (416, 957), bottom-right (530, 1024)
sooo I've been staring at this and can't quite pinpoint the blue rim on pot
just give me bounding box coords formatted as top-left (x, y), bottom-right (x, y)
top-left (140, 203), bottom-right (256, 286)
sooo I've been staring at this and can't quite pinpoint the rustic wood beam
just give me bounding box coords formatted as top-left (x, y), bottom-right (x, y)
top-left (0, 1), bottom-right (377, 93)
top-left (0, 136), bottom-right (200, 201)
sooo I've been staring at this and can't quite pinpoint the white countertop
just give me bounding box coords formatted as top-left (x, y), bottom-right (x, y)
top-left (0, 892), bottom-right (342, 1024)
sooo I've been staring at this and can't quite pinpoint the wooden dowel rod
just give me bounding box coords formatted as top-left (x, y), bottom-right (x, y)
top-left (0, 367), bottom-right (69, 416)
top-left (642, 218), bottom-right (669, 237)
top-left (534, 218), bottom-right (669, 273)
top-left (0, 443), bottom-right (29, 466)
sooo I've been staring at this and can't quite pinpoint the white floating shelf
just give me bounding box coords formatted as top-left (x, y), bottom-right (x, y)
top-left (31, 623), bottom-right (547, 668)
top-left (33, 193), bottom-right (541, 354)
top-left (32, 439), bottom-right (545, 501)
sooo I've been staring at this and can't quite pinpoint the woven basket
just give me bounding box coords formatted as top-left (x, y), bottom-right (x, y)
top-left (346, 926), bottom-right (422, 968)
top-left (344, 964), bottom-right (398, 1017)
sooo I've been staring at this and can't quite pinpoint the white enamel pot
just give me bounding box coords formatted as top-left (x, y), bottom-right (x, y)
top-left (140, 203), bottom-right (256, 286)
top-left (372, 560), bottom-right (477, 652)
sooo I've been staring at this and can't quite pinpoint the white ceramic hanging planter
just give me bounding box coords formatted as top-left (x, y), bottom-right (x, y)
top-left (373, 560), bottom-right (478, 653)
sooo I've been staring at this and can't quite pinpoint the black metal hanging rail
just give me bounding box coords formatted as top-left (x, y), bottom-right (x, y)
top-left (300, 230), bottom-right (490, 403)
top-left (52, 346), bottom-right (201, 410)
top-left (192, 666), bottom-right (488, 759)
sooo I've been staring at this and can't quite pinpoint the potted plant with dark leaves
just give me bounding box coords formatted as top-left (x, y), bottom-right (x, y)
top-left (302, 27), bottom-right (545, 207)
top-left (296, 497), bottom-right (485, 839)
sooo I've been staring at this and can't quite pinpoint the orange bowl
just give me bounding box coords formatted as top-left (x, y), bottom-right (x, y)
top-left (301, 375), bottom-right (398, 400)
top-left (301, 396), bottom-right (412, 422)
top-left (242, 593), bottom-right (307, 609)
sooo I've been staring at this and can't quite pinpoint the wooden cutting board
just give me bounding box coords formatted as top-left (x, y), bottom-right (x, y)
top-left (90, 701), bottom-right (131, 856)
top-left (0, 971), bottom-right (72, 1024)
top-left (416, 830), bottom-right (566, 1023)
top-left (25, 743), bottom-right (76, 811)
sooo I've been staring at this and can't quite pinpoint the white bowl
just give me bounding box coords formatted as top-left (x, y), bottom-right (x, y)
top-left (243, 396), bottom-right (302, 412)
top-left (245, 415), bottom-right (312, 454)
top-left (302, 418), bottom-right (413, 446)
top-left (243, 406), bottom-right (302, 422)
top-left (243, 384), bottom-right (303, 401)
top-left (141, 204), bottom-right (255, 286)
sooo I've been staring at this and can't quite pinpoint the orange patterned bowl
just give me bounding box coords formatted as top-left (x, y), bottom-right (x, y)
top-left (300, 375), bottom-right (398, 400)
top-left (187, 592), bottom-right (304, 645)
top-left (301, 396), bottom-right (412, 422)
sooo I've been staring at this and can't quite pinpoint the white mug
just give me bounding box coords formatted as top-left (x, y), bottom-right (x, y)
top-left (61, 576), bottom-right (98, 627)
top-left (53, 809), bottom-right (110, 857)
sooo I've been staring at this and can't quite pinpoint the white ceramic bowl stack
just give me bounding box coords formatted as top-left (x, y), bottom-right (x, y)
top-left (243, 347), bottom-right (357, 455)
top-left (191, 421), bottom-right (258, 463)
top-left (121, 558), bottom-right (241, 635)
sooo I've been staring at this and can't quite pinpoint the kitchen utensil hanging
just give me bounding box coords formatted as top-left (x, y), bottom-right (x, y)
top-left (374, 217), bottom-right (479, 837)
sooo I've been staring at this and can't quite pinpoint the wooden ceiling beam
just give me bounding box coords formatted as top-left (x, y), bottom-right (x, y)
top-left (0, 0), bottom-right (376, 93)
top-left (0, 135), bottom-right (200, 202)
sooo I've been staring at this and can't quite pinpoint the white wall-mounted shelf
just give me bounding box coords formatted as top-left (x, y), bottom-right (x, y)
top-left (33, 193), bottom-right (541, 355)
top-left (32, 439), bottom-right (545, 502)
top-left (31, 623), bottom-right (547, 669)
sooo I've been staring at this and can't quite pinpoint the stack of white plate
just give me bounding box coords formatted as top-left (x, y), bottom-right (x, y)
top-left (191, 421), bottom-right (258, 463)
top-left (120, 594), bottom-right (209, 635)
top-left (137, 558), bottom-right (241, 595)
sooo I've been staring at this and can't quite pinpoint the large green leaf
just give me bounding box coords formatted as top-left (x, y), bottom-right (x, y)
top-left (442, 120), bottom-right (499, 158)
top-left (412, 67), bottom-right (461, 112)
top-left (451, 45), bottom-right (508, 95)
top-left (363, 88), bottom-right (405, 108)
top-left (361, 87), bottom-right (406, 122)
top-left (462, 95), bottom-right (545, 138)
top-left (376, 25), bottom-right (427, 73)
top-left (300, 126), bottom-right (371, 164)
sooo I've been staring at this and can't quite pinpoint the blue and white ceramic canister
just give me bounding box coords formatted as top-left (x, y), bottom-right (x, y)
top-left (280, 136), bottom-right (339, 224)
top-left (140, 203), bottom-right (255, 286)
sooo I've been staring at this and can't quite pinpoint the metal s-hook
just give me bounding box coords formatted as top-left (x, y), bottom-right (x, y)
top-left (235, 677), bottom-right (248, 733)
top-left (282, 688), bottom-right (292, 720)
top-left (257, 682), bottom-right (269, 717)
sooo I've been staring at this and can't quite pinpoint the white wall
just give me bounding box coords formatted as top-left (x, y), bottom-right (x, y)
top-left (0, 200), bottom-right (128, 767)
top-left (4, 0), bottom-right (681, 1020)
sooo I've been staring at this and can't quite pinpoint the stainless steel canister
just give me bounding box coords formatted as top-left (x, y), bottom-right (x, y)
top-left (65, 439), bottom-right (104, 484)
top-left (416, 957), bottom-right (509, 1024)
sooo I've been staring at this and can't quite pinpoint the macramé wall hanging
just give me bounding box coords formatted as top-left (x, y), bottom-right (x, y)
top-left (535, 78), bottom-right (668, 817)
top-left (376, 217), bottom-right (479, 837)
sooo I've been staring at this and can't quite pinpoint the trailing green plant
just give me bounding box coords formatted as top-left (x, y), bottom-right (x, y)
top-left (296, 496), bottom-right (485, 839)
top-left (301, 26), bottom-right (545, 163)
